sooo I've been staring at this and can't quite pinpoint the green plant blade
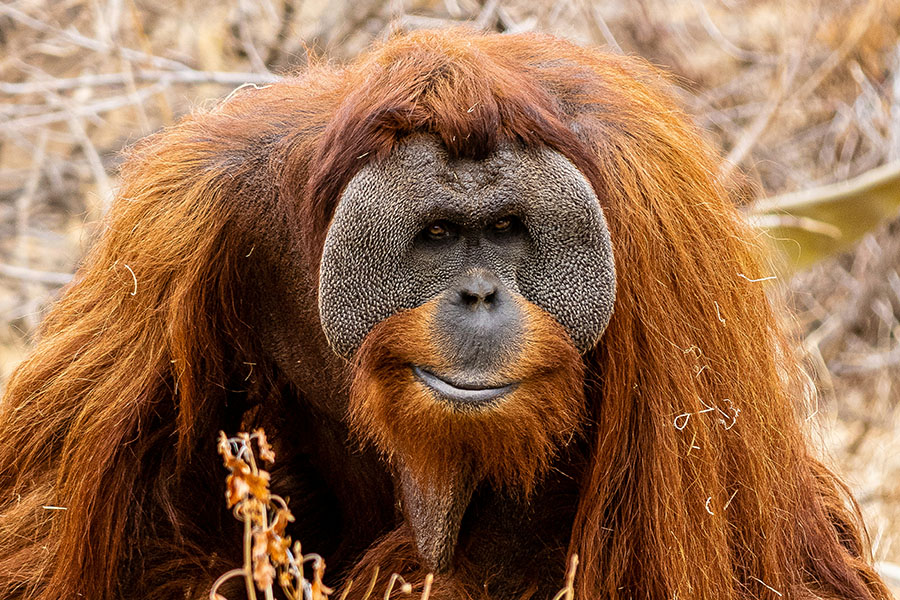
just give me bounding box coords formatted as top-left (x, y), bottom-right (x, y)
top-left (748, 161), bottom-right (900, 272)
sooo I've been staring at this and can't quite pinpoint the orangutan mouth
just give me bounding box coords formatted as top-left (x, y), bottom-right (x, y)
top-left (411, 365), bottom-right (516, 405)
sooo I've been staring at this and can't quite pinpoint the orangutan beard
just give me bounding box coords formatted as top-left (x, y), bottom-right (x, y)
top-left (346, 296), bottom-right (586, 572)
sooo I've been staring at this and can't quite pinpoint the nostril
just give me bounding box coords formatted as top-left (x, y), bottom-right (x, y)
top-left (459, 290), bottom-right (494, 308)
top-left (456, 274), bottom-right (500, 309)
top-left (459, 289), bottom-right (480, 307)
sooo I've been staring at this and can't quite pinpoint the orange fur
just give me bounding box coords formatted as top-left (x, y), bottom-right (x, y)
top-left (349, 297), bottom-right (584, 493)
top-left (0, 28), bottom-right (891, 600)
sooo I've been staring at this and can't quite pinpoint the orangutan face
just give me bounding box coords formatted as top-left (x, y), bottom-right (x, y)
top-left (317, 135), bottom-right (614, 571)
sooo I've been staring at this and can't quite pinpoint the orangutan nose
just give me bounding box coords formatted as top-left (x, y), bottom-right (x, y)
top-left (433, 270), bottom-right (523, 376)
top-left (456, 272), bottom-right (499, 309)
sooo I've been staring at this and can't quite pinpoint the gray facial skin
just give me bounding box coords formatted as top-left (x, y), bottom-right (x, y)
top-left (318, 135), bottom-right (616, 360)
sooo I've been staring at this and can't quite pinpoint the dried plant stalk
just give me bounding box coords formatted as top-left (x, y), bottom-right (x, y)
top-left (211, 431), bottom-right (579, 599)
top-left (211, 429), bottom-right (332, 600)
top-left (213, 430), bottom-right (441, 600)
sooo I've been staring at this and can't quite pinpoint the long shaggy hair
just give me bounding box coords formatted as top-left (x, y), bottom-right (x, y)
top-left (0, 28), bottom-right (891, 600)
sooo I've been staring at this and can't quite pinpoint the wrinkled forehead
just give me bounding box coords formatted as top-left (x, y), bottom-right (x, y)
top-left (337, 135), bottom-right (597, 226)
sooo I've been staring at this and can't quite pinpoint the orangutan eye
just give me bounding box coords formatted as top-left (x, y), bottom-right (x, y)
top-left (493, 218), bottom-right (512, 232)
top-left (426, 221), bottom-right (451, 239)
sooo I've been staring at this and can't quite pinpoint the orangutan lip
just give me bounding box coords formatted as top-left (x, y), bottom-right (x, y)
top-left (412, 365), bottom-right (515, 404)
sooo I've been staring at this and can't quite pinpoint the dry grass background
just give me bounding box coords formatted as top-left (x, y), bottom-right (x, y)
top-left (1, 0), bottom-right (900, 592)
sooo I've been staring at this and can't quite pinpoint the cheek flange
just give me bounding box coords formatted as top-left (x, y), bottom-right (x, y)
top-left (318, 135), bottom-right (616, 359)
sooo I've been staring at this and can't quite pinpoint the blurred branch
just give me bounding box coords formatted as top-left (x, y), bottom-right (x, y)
top-left (890, 43), bottom-right (900, 161)
top-left (580, 0), bottom-right (623, 53)
top-left (394, 15), bottom-right (462, 31)
top-left (475, 0), bottom-right (501, 30)
top-left (236, 0), bottom-right (273, 74)
top-left (794, 0), bottom-right (883, 100)
top-left (1, 81), bottom-right (168, 131)
top-left (689, 0), bottom-right (775, 64)
top-left (0, 69), bottom-right (279, 95)
top-left (0, 264), bottom-right (73, 286)
top-left (9, 130), bottom-right (50, 328)
top-left (830, 345), bottom-right (900, 375)
top-left (14, 130), bottom-right (47, 245)
top-left (0, 3), bottom-right (191, 71)
top-left (51, 94), bottom-right (115, 214)
top-left (721, 50), bottom-right (804, 177)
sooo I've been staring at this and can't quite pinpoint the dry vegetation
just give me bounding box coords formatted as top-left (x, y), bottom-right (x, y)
top-left (1, 0), bottom-right (899, 593)
top-left (213, 428), bottom-right (578, 600)
top-left (214, 430), bottom-right (348, 600)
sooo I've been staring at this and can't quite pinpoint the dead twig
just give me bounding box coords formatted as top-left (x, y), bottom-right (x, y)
top-left (580, 0), bottom-right (623, 53)
top-left (0, 3), bottom-right (191, 71)
top-left (721, 49), bottom-right (805, 177)
top-left (0, 69), bottom-right (279, 95)
top-left (1, 81), bottom-right (167, 131)
top-left (0, 264), bottom-right (73, 286)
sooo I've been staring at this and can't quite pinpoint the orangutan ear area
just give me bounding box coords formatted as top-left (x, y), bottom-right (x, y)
top-left (0, 28), bottom-right (894, 600)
